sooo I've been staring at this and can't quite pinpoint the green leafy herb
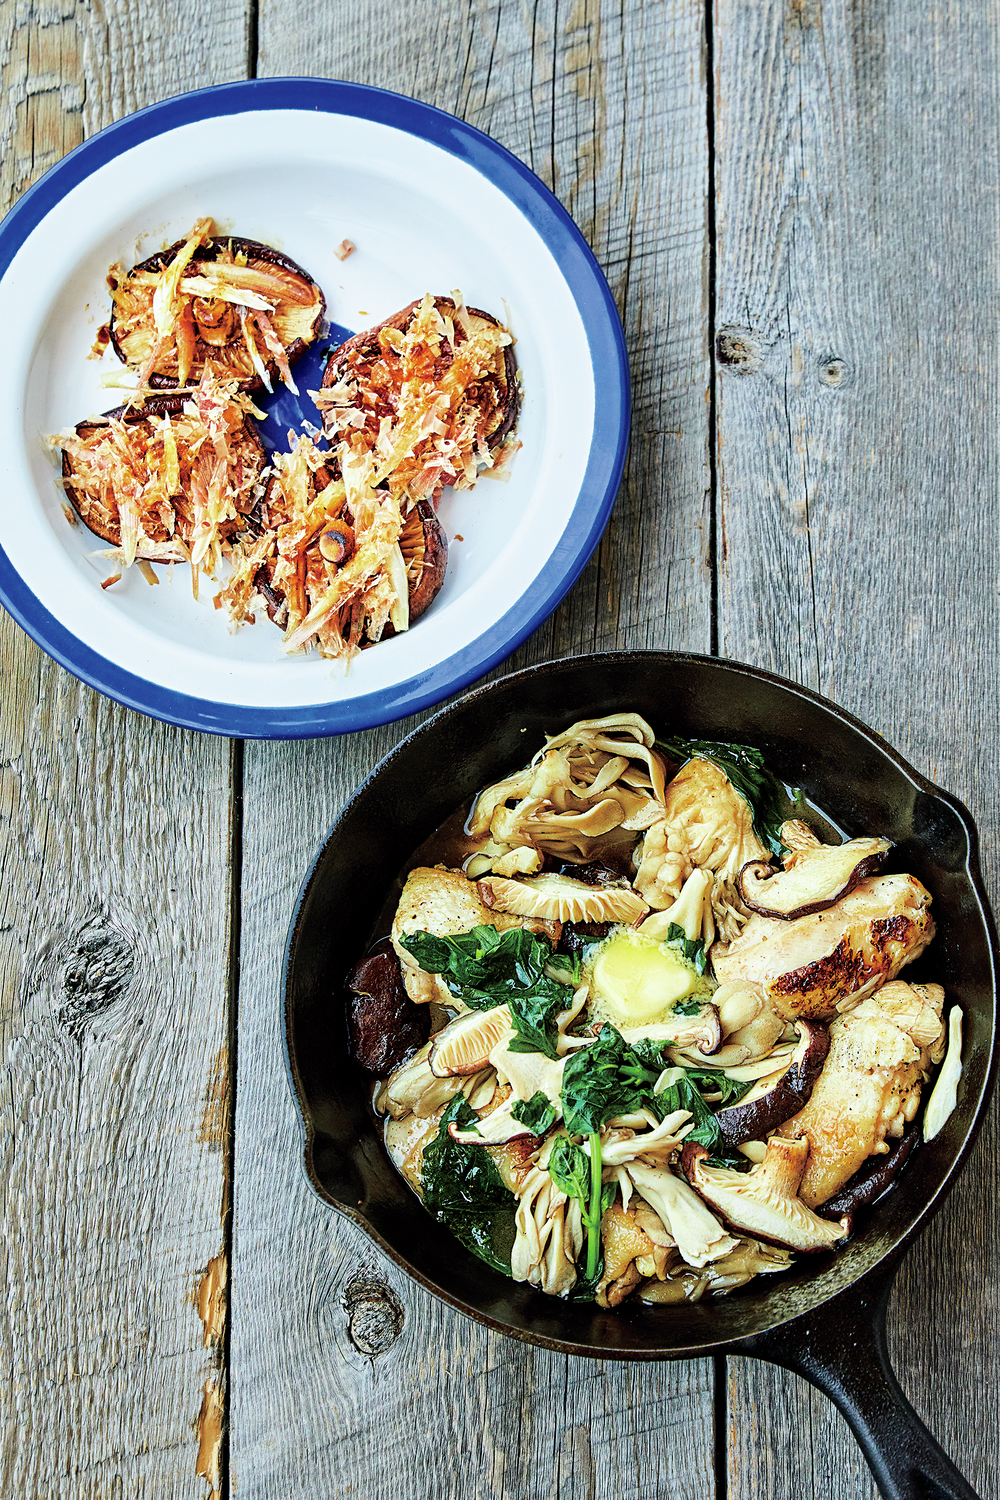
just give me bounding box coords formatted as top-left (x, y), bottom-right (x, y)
top-left (555, 1028), bottom-right (753, 1280)
top-left (511, 1091), bottom-right (559, 1135)
top-left (547, 1135), bottom-right (591, 1200)
top-left (681, 1068), bottom-right (753, 1107)
top-left (663, 921), bottom-right (709, 976)
top-left (401, 925), bottom-right (568, 1059)
top-left (656, 735), bottom-right (796, 857)
top-left (505, 993), bottom-right (566, 1060)
top-left (400, 925), bottom-right (552, 1004)
top-left (547, 1132), bottom-right (607, 1280)
top-left (673, 997), bottom-right (704, 1015)
top-left (421, 1097), bottom-right (517, 1277)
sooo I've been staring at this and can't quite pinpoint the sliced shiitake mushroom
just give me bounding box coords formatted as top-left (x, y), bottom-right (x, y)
top-left (681, 1138), bottom-right (850, 1254)
top-left (715, 1020), bottom-right (830, 1148)
top-left (558, 920), bottom-right (614, 958)
top-left (737, 836), bottom-right (892, 921)
top-left (477, 872), bottom-right (648, 925)
top-left (61, 396), bottom-right (266, 558)
top-left (250, 496), bottom-right (447, 635)
top-left (346, 938), bottom-right (431, 1075)
top-left (109, 234), bottom-right (325, 391)
top-left (821, 1128), bottom-right (919, 1226)
top-left (429, 1005), bottom-right (514, 1077)
top-left (320, 295), bottom-right (519, 453)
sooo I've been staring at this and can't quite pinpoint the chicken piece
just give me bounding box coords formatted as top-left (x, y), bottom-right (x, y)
top-left (391, 866), bottom-right (561, 1004)
top-left (634, 758), bottom-right (770, 934)
top-left (786, 980), bottom-right (946, 1207)
top-left (711, 874), bottom-right (934, 1021)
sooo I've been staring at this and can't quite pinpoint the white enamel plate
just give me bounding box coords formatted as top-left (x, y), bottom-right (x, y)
top-left (0, 80), bottom-right (629, 737)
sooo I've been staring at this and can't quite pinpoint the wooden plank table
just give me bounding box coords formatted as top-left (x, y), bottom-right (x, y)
top-left (1, 2), bottom-right (996, 1496)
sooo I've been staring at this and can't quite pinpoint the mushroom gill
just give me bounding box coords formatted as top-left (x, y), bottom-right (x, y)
top-left (478, 872), bottom-right (649, 925)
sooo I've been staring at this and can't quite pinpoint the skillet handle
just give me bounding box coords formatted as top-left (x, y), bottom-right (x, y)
top-left (739, 1254), bottom-right (982, 1500)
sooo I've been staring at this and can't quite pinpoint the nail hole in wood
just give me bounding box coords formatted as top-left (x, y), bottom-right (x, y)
top-left (342, 1273), bottom-right (404, 1357)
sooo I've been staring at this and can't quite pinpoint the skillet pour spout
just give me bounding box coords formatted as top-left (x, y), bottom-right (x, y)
top-left (282, 652), bottom-right (997, 1500)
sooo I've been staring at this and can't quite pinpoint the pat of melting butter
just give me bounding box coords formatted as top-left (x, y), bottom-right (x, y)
top-left (589, 931), bottom-right (699, 1028)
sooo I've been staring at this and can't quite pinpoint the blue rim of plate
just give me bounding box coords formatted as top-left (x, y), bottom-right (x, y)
top-left (0, 78), bottom-right (629, 740)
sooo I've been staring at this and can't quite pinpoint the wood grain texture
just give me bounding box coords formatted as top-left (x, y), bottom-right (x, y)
top-left (714, 1), bottom-right (1000, 1495)
top-left (230, 2), bottom-right (714, 1496)
top-left (0, 2), bottom-right (249, 1496)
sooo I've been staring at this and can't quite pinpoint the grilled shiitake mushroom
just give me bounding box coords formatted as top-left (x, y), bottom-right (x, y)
top-left (251, 494), bottom-right (448, 638)
top-left (60, 394), bottom-right (267, 561)
top-left (109, 224), bottom-right (325, 392)
top-left (319, 294), bottom-right (519, 459)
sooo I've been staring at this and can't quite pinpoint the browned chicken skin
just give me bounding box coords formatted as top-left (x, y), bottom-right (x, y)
top-left (711, 874), bottom-right (935, 1020)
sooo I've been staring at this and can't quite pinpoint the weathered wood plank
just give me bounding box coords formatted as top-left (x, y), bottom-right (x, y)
top-left (714, 1), bottom-right (1000, 1495)
top-left (231, 1), bottom-right (714, 1495)
top-left (0, 3), bottom-right (250, 1496)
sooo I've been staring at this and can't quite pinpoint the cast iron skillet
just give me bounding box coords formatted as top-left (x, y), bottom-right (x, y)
top-left (283, 653), bottom-right (997, 1500)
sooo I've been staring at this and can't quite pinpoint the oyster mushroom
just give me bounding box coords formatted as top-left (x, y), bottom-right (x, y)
top-left (597, 1200), bottom-right (665, 1307)
top-left (709, 980), bottom-right (786, 1066)
top-left (600, 1110), bottom-right (695, 1166)
top-left (711, 874), bottom-right (936, 1021)
top-left (384, 1107), bottom-right (446, 1192)
top-left (923, 1005), bottom-right (963, 1142)
top-left (625, 1162), bottom-right (738, 1267)
top-left (511, 1158), bottom-right (585, 1296)
top-left (784, 980), bottom-right (945, 1206)
top-left (384, 1041), bottom-right (495, 1120)
top-left (638, 868), bottom-right (716, 947)
top-left (477, 872), bottom-right (648, 925)
top-left (636, 1238), bottom-right (793, 1304)
top-left (737, 835), bottom-right (892, 920)
top-left (489, 1037), bottom-right (566, 1106)
top-left (682, 1138), bottom-right (850, 1253)
top-left (714, 1019), bottom-right (830, 1147)
top-left (616, 1008), bottom-right (722, 1056)
top-left (467, 713), bottom-right (667, 868)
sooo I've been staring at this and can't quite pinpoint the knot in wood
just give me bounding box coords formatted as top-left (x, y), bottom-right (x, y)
top-left (58, 918), bottom-right (136, 1036)
top-left (818, 355), bottom-right (849, 388)
top-left (342, 1273), bottom-right (404, 1357)
top-left (716, 327), bottom-right (761, 373)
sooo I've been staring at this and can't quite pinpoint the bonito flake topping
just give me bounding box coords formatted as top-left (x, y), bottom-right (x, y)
top-left (56, 368), bottom-right (268, 593)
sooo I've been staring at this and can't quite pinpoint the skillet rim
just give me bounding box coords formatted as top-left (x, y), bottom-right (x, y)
top-left (281, 649), bottom-right (999, 1359)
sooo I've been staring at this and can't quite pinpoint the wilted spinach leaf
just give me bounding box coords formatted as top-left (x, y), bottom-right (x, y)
top-left (421, 1096), bottom-right (517, 1277)
top-left (401, 924), bottom-right (569, 1059)
top-left (547, 1135), bottom-right (591, 1201)
top-left (511, 1091), bottom-right (559, 1135)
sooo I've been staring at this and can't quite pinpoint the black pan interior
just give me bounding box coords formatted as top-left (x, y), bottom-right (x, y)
top-left (282, 652), bottom-right (997, 1358)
